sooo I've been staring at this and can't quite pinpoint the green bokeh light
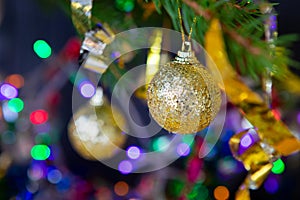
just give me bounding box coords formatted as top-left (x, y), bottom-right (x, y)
top-left (188, 183), bottom-right (209, 200)
top-left (115, 0), bottom-right (135, 12)
top-left (1, 131), bottom-right (16, 144)
top-left (152, 136), bottom-right (170, 152)
top-left (33, 40), bottom-right (52, 59)
top-left (166, 179), bottom-right (184, 198)
top-left (272, 158), bottom-right (285, 174)
top-left (8, 98), bottom-right (24, 113)
top-left (31, 144), bottom-right (51, 160)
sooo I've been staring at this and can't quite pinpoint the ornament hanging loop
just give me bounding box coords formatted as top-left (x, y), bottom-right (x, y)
top-left (177, 0), bottom-right (197, 45)
top-left (176, 0), bottom-right (197, 62)
top-left (182, 41), bottom-right (191, 52)
top-left (176, 41), bottom-right (197, 64)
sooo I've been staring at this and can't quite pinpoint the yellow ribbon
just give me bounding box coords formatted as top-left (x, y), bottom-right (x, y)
top-left (205, 18), bottom-right (300, 199)
top-left (135, 30), bottom-right (163, 99)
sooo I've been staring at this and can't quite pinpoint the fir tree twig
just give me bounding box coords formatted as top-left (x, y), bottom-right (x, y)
top-left (182, 0), bottom-right (262, 55)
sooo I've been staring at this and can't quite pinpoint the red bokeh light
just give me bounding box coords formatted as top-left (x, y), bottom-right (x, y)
top-left (30, 110), bottom-right (48, 124)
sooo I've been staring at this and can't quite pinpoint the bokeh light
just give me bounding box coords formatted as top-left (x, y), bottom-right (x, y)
top-left (1, 130), bottom-right (16, 144)
top-left (176, 143), bottom-right (190, 156)
top-left (152, 136), bottom-right (170, 152)
top-left (271, 158), bottom-right (285, 174)
top-left (115, 0), bottom-right (135, 12)
top-left (165, 179), bottom-right (185, 198)
top-left (31, 145), bottom-right (51, 160)
top-left (30, 110), bottom-right (48, 125)
top-left (0, 83), bottom-right (18, 99)
top-left (264, 175), bottom-right (279, 194)
top-left (2, 102), bottom-right (18, 122)
top-left (5, 74), bottom-right (24, 88)
top-left (95, 186), bottom-right (112, 199)
top-left (218, 156), bottom-right (238, 175)
top-left (27, 164), bottom-right (44, 181)
top-left (79, 81), bottom-right (96, 98)
top-left (240, 134), bottom-right (252, 148)
top-left (33, 40), bottom-right (52, 59)
top-left (238, 129), bottom-right (259, 155)
top-left (47, 169), bottom-right (62, 184)
top-left (214, 185), bottom-right (230, 200)
top-left (127, 146), bottom-right (141, 159)
top-left (114, 181), bottom-right (129, 196)
top-left (26, 181), bottom-right (39, 194)
top-left (118, 160), bottom-right (133, 174)
top-left (188, 183), bottom-right (209, 199)
top-left (8, 98), bottom-right (24, 113)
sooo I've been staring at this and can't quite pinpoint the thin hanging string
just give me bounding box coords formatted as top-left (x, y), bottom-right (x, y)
top-left (188, 17), bottom-right (197, 41)
top-left (177, 0), bottom-right (186, 43)
top-left (177, 0), bottom-right (197, 44)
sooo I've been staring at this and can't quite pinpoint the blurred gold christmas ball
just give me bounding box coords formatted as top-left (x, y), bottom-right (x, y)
top-left (68, 97), bottom-right (127, 160)
top-left (147, 61), bottom-right (221, 134)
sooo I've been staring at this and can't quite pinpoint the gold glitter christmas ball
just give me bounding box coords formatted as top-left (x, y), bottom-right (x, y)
top-left (147, 56), bottom-right (221, 134)
top-left (68, 91), bottom-right (127, 160)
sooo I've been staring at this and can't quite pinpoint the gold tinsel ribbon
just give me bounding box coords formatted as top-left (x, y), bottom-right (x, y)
top-left (71, 0), bottom-right (116, 74)
top-left (205, 18), bottom-right (300, 200)
top-left (71, 0), bottom-right (92, 35)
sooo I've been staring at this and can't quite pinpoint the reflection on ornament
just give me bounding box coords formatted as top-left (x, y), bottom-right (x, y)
top-left (68, 89), bottom-right (127, 160)
top-left (147, 41), bottom-right (221, 134)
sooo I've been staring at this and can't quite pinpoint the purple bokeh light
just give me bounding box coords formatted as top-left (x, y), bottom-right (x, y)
top-left (264, 175), bottom-right (279, 194)
top-left (176, 143), bottom-right (190, 156)
top-left (0, 83), bottom-right (18, 100)
top-left (238, 129), bottom-right (259, 155)
top-left (269, 15), bottom-right (277, 32)
top-left (27, 164), bottom-right (45, 181)
top-left (118, 160), bottom-right (133, 174)
top-left (127, 146), bottom-right (141, 160)
top-left (240, 134), bottom-right (252, 148)
top-left (78, 81), bottom-right (96, 98)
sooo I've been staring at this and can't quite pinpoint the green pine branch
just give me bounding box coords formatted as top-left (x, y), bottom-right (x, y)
top-left (153, 0), bottom-right (298, 79)
top-left (57, 0), bottom-right (298, 83)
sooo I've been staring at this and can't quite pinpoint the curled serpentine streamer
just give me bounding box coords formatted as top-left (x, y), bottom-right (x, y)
top-left (205, 18), bottom-right (300, 200)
